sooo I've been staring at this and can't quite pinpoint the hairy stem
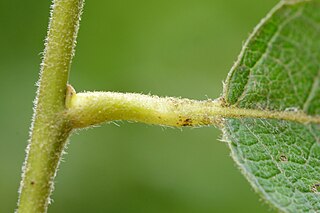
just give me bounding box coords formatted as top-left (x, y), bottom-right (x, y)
top-left (66, 87), bottom-right (320, 129)
top-left (66, 86), bottom-right (224, 128)
top-left (17, 0), bottom-right (84, 212)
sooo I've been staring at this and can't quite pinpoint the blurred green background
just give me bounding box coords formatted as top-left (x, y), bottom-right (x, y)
top-left (0, 0), bottom-right (279, 212)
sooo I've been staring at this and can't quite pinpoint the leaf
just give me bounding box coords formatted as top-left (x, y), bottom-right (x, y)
top-left (222, 0), bottom-right (320, 212)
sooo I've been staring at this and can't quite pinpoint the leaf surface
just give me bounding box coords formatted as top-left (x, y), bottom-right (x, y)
top-left (223, 0), bottom-right (320, 212)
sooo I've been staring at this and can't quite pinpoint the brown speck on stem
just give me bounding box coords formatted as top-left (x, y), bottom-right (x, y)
top-left (182, 118), bottom-right (193, 126)
top-left (217, 96), bottom-right (227, 107)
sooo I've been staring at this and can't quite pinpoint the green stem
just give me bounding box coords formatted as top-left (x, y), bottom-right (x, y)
top-left (66, 87), bottom-right (320, 129)
top-left (17, 0), bottom-right (84, 212)
top-left (66, 86), bottom-right (224, 128)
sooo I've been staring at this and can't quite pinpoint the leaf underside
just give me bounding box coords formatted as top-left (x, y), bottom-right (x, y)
top-left (222, 0), bottom-right (320, 212)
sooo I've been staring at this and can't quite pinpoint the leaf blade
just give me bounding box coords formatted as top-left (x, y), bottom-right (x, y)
top-left (224, 119), bottom-right (320, 212)
top-left (224, 0), bottom-right (320, 113)
top-left (222, 0), bottom-right (320, 212)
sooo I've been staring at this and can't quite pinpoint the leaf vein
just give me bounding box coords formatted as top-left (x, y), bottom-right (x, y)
top-left (234, 8), bottom-right (304, 106)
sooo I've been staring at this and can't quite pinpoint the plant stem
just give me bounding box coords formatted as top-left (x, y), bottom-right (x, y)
top-left (66, 87), bottom-right (224, 128)
top-left (17, 0), bottom-right (84, 212)
top-left (66, 88), bottom-right (320, 129)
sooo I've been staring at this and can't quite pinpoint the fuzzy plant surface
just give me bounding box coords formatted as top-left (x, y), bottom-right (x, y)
top-left (223, 1), bottom-right (320, 212)
top-left (16, 0), bottom-right (320, 213)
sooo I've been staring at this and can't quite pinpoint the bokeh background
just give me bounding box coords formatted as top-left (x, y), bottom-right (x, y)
top-left (0, 0), bottom-right (279, 212)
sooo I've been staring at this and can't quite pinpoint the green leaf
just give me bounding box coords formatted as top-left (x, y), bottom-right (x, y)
top-left (222, 0), bottom-right (320, 212)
